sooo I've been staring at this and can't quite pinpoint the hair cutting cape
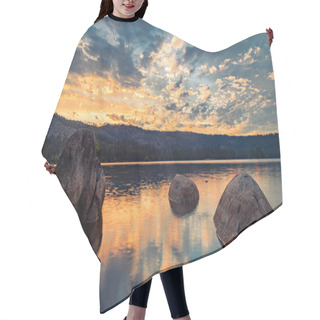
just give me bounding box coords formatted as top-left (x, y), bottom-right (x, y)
top-left (41, 12), bottom-right (283, 314)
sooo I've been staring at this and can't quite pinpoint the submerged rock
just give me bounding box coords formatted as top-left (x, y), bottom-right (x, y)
top-left (55, 128), bottom-right (105, 257)
top-left (168, 174), bottom-right (199, 214)
top-left (213, 171), bottom-right (273, 247)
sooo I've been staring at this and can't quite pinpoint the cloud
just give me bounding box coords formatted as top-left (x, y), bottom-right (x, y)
top-left (56, 21), bottom-right (276, 136)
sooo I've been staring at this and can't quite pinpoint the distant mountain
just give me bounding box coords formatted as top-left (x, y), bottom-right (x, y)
top-left (41, 113), bottom-right (281, 163)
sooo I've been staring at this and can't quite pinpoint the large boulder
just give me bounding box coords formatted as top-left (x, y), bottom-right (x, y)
top-left (168, 174), bottom-right (199, 214)
top-left (213, 171), bottom-right (273, 247)
top-left (55, 128), bottom-right (106, 257)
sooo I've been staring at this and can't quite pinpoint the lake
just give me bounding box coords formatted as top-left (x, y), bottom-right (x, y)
top-left (98, 158), bottom-right (282, 311)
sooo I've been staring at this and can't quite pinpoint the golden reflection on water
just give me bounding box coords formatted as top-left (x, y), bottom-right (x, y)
top-left (97, 159), bottom-right (282, 306)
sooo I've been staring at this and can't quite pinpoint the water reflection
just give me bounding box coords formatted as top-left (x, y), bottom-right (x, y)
top-left (98, 159), bottom-right (282, 310)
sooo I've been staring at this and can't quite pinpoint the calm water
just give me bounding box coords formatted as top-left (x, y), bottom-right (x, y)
top-left (98, 159), bottom-right (282, 311)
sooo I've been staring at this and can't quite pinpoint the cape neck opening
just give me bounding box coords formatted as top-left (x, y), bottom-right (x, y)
top-left (108, 12), bottom-right (140, 22)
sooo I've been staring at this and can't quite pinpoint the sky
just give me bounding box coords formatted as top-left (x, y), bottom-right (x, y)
top-left (55, 16), bottom-right (278, 136)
